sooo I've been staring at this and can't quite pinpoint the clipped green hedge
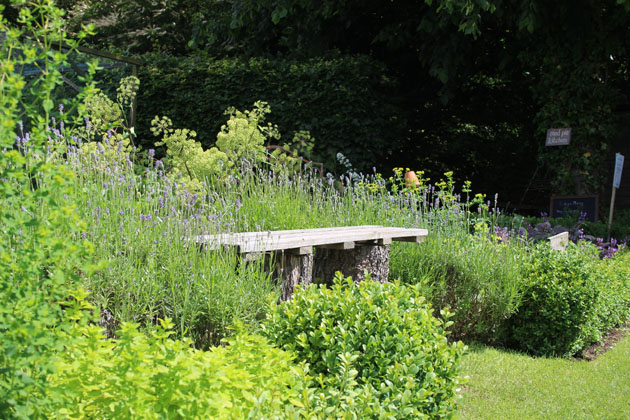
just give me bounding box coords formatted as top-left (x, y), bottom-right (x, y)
top-left (587, 251), bottom-right (630, 343)
top-left (261, 273), bottom-right (466, 419)
top-left (507, 243), bottom-right (630, 357)
top-left (136, 53), bottom-right (405, 171)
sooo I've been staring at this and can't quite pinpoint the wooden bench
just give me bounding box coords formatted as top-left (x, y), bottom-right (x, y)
top-left (197, 225), bottom-right (428, 300)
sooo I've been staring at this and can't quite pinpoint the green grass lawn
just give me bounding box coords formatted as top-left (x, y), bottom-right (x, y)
top-left (457, 329), bottom-right (630, 420)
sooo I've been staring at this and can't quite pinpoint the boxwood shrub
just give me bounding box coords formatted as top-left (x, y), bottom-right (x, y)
top-left (507, 243), bottom-right (630, 357)
top-left (590, 251), bottom-right (630, 339)
top-left (261, 273), bottom-right (466, 419)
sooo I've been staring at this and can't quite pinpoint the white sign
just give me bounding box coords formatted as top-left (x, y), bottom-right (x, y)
top-left (548, 231), bottom-right (569, 251)
top-left (545, 128), bottom-right (571, 146)
top-left (613, 153), bottom-right (624, 189)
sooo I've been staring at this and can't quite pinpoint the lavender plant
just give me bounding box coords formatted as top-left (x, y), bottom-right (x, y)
top-left (47, 104), bottom-right (505, 347)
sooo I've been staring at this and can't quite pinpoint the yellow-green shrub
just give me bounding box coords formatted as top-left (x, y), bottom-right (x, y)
top-left (50, 320), bottom-right (308, 419)
top-left (150, 101), bottom-right (278, 188)
top-left (0, 1), bottom-right (100, 418)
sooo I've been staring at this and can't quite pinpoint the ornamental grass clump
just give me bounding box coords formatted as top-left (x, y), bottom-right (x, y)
top-left (262, 273), bottom-right (466, 419)
top-left (390, 231), bottom-right (526, 343)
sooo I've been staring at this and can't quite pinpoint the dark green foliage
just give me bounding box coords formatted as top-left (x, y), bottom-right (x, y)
top-left (61, 0), bottom-right (233, 54)
top-left (60, 0), bottom-right (630, 198)
top-left (583, 209), bottom-right (630, 241)
top-left (135, 53), bottom-right (405, 172)
top-left (588, 252), bottom-right (630, 340)
top-left (262, 273), bottom-right (466, 419)
top-left (507, 244), bottom-right (612, 357)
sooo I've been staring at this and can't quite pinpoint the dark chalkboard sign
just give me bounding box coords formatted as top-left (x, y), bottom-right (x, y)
top-left (550, 195), bottom-right (598, 222)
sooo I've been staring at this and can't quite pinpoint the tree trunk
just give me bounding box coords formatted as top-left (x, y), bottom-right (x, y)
top-left (314, 244), bottom-right (390, 284)
top-left (266, 251), bottom-right (314, 301)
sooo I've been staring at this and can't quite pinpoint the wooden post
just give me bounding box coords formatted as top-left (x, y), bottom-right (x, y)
top-left (608, 186), bottom-right (617, 242)
top-left (130, 64), bottom-right (138, 146)
top-left (609, 153), bottom-right (624, 242)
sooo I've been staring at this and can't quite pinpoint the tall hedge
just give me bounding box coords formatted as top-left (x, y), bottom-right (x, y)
top-left (136, 54), bottom-right (406, 171)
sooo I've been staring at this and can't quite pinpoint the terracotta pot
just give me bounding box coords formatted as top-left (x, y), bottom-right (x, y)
top-left (404, 171), bottom-right (420, 188)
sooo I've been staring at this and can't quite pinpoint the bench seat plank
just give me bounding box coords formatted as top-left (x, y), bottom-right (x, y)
top-left (197, 225), bottom-right (427, 254)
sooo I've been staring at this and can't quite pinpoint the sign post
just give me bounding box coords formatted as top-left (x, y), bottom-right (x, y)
top-left (608, 153), bottom-right (624, 241)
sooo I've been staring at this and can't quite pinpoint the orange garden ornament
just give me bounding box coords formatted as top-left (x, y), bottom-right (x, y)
top-left (404, 171), bottom-right (421, 188)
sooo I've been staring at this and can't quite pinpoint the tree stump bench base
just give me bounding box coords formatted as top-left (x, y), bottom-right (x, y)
top-left (314, 244), bottom-right (390, 285)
